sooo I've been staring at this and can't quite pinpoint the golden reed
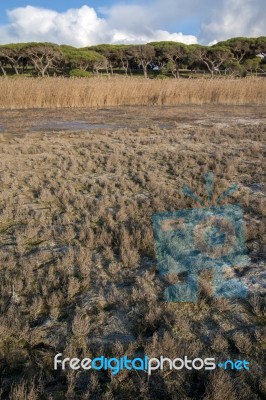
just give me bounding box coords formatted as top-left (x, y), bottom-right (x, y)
top-left (0, 76), bottom-right (265, 109)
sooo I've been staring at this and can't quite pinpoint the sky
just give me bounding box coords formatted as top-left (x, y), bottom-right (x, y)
top-left (0, 1), bottom-right (265, 46)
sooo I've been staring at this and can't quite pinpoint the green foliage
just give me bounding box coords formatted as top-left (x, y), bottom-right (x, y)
top-left (87, 44), bottom-right (130, 52)
top-left (0, 42), bottom-right (32, 51)
top-left (156, 74), bottom-right (170, 80)
top-left (0, 38), bottom-right (265, 78)
top-left (148, 41), bottom-right (188, 49)
top-left (22, 42), bottom-right (62, 53)
top-left (255, 36), bottom-right (266, 53)
top-left (69, 69), bottom-right (92, 77)
top-left (149, 41), bottom-right (188, 65)
top-left (216, 37), bottom-right (255, 62)
top-left (61, 46), bottom-right (104, 70)
top-left (162, 60), bottom-right (179, 77)
top-left (243, 57), bottom-right (262, 72)
top-left (85, 44), bottom-right (131, 71)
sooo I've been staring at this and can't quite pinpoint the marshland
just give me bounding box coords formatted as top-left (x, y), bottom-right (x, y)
top-left (0, 92), bottom-right (265, 399)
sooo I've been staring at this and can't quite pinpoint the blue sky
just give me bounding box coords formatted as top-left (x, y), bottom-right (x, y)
top-left (0, 1), bottom-right (199, 34)
top-left (0, 1), bottom-right (124, 23)
top-left (0, 1), bottom-right (265, 46)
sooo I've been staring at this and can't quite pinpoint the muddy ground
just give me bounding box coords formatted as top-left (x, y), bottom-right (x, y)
top-left (0, 105), bottom-right (265, 135)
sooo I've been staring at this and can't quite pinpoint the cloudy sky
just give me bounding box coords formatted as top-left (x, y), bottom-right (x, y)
top-left (0, 1), bottom-right (265, 46)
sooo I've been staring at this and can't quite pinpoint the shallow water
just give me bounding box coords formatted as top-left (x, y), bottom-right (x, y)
top-left (30, 119), bottom-right (122, 131)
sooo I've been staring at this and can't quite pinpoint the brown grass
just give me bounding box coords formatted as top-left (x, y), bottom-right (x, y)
top-left (0, 76), bottom-right (266, 109)
top-left (0, 114), bottom-right (265, 398)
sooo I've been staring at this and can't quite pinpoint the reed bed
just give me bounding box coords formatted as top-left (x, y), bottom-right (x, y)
top-left (0, 76), bottom-right (265, 109)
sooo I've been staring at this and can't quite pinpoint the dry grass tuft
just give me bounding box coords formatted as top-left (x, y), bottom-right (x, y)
top-left (0, 109), bottom-right (265, 398)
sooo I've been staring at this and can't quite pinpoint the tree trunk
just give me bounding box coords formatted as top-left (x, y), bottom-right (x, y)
top-left (143, 65), bottom-right (148, 79)
top-left (0, 65), bottom-right (7, 76)
top-left (13, 65), bottom-right (19, 75)
top-left (120, 58), bottom-right (129, 76)
top-left (174, 61), bottom-right (180, 78)
top-left (41, 63), bottom-right (50, 77)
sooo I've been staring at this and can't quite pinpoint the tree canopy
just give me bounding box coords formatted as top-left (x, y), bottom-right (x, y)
top-left (0, 36), bottom-right (265, 78)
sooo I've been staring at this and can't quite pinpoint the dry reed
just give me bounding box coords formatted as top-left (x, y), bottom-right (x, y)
top-left (0, 76), bottom-right (265, 109)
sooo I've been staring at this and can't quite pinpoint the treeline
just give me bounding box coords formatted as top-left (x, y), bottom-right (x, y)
top-left (0, 37), bottom-right (265, 78)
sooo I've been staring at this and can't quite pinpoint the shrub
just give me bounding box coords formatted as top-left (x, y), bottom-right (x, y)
top-left (69, 69), bottom-right (92, 78)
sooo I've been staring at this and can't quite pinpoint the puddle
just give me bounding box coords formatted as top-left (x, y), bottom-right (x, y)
top-left (0, 125), bottom-right (5, 132)
top-left (31, 120), bottom-right (122, 131)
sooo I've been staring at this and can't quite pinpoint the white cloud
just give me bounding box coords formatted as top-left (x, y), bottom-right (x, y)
top-left (0, 5), bottom-right (107, 46)
top-left (208, 40), bottom-right (218, 46)
top-left (200, 0), bottom-right (266, 43)
top-left (0, 1), bottom-right (264, 47)
top-left (0, 5), bottom-right (198, 46)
